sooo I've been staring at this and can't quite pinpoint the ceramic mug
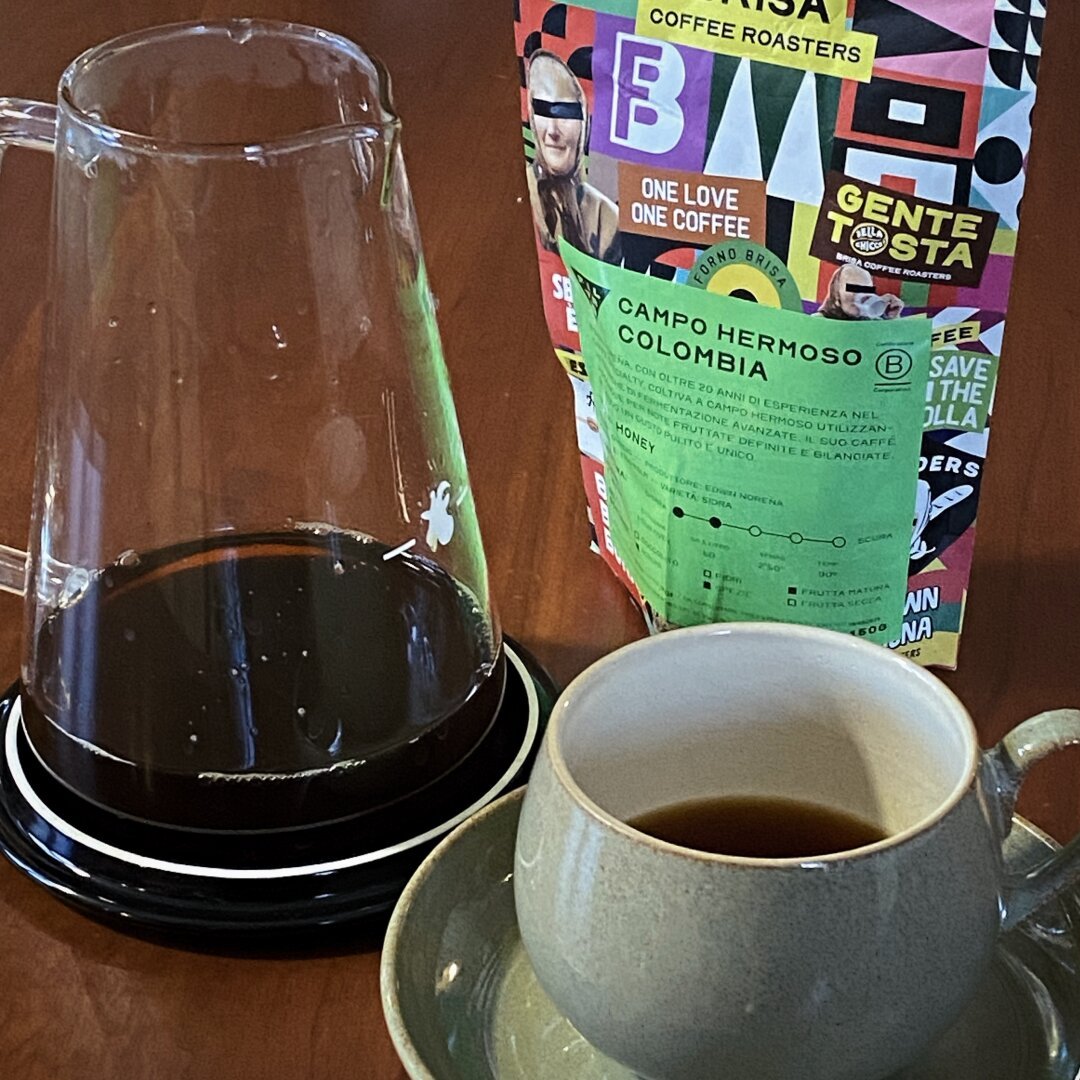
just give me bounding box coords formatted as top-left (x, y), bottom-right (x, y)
top-left (514, 623), bottom-right (1080, 1080)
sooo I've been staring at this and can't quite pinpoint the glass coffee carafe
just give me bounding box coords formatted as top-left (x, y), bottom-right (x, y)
top-left (0, 20), bottom-right (505, 837)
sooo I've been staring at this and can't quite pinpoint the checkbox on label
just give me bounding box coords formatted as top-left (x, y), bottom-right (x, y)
top-left (787, 597), bottom-right (797, 607)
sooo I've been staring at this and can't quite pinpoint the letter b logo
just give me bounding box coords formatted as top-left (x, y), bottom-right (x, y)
top-left (610, 32), bottom-right (686, 155)
top-left (876, 348), bottom-right (914, 381)
top-left (591, 15), bottom-right (711, 171)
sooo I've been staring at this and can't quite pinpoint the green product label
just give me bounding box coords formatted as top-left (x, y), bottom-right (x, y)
top-left (562, 242), bottom-right (931, 645)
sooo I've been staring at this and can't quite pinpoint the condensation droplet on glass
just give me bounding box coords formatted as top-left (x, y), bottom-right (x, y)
top-left (117, 549), bottom-right (140, 568)
top-left (83, 158), bottom-right (99, 179)
top-left (107, 317), bottom-right (119, 329)
top-left (358, 316), bottom-right (372, 337)
top-left (301, 649), bottom-right (309, 658)
top-left (267, 372), bottom-right (281, 382)
top-left (363, 226), bottom-right (374, 243)
top-left (189, 733), bottom-right (198, 743)
top-left (271, 324), bottom-right (288, 349)
top-left (147, 301), bottom-right (158, 315)
top-left (174, 373), bottom-right (184, 386)
top-left (260, 654), bottom-right (269, 662)
top-left (333, 560), bottom-right (345, 576)
top-left (228, 19), bottom-right (255, 44)
top-left (123, 628), bottom-right (136, 642)
top-left (59, 567), bottom-right (91, 607)
top-left (297, 707), bottom-right (307, 718)
top-left (229, 666), bottom-right (239, 677)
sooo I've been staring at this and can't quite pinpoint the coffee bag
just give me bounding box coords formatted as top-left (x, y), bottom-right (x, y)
top-left (515, 0), bottom-right (1048, 666)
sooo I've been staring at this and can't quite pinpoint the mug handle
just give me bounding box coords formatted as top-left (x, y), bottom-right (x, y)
top-left (982, 708), bottom-right (1080, 929)
top-left (0, 98), bottom-right (57, 598)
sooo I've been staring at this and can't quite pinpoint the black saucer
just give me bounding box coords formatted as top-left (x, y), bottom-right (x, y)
top-left (0, 638), bottom-right (554, 938)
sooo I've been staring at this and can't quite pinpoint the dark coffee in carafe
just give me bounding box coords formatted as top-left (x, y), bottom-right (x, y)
top-left (22, 531), bottom-right (504, 830)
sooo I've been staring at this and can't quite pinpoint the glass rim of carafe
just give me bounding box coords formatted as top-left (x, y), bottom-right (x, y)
top-left (57, 18), bottom-right (402, 161)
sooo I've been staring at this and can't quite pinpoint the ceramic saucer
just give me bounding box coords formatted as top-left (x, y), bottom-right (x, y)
top-left (381, 788), bottom-right (1080, 1080)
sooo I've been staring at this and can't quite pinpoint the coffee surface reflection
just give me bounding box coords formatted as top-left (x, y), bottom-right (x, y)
top-left (629, 795), bottom-right (888, 859)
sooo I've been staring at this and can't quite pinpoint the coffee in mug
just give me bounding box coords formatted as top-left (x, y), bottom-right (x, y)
top-left (627, 794), bottom-right (888, 859)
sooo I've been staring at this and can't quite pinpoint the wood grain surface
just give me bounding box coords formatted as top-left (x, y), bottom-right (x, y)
top-left (0, 2), bottom-right (1077, 1078)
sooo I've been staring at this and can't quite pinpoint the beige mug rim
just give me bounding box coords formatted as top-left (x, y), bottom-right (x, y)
top-left (545, 622), bottom-right (980, 868)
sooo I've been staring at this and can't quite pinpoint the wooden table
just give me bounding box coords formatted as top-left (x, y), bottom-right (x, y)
top-left (0, 2), bottom-right (1077, 1077)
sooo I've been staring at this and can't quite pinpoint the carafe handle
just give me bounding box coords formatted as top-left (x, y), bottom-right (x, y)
top-left (0, 99), bottom-right (57, 153)
top-left (0, 98), bottom-right (57, 597)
